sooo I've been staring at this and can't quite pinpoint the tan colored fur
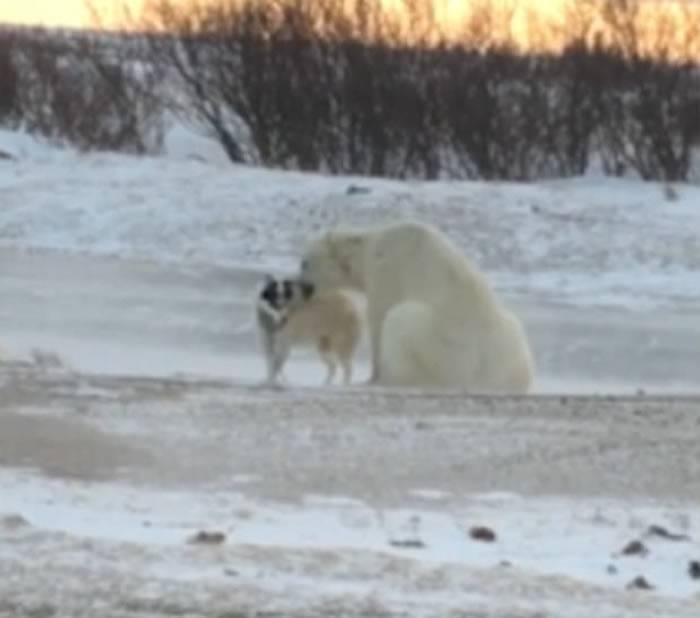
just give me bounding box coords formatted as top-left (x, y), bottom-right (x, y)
top-left (281, 290), bottom-right (362, 385)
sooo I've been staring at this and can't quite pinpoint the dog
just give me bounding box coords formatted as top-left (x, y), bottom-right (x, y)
top-left (256, 275), bottom-right (362, 386)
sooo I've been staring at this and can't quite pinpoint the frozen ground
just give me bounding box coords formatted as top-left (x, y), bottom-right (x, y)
top-left (1, 359), bottom-right (700, 616)
top-left (1, 128), bottom-right (700, 615)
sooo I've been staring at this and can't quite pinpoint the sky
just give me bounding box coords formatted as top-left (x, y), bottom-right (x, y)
top-left (1, 0), bottom-right (697, 60)
top-left (2, 0), bottom-right (562, 29)
top-left (0, 0), bottom-right (145, 28)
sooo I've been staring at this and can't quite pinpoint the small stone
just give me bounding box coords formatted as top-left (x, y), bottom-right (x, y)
top-left (645, 524), bottom-right (689, 542)
top-left (346, 185), bottom-right (371, 196)
top-left (689, 561), bottom-right (700, 580)
top-left (389, 538), bottom-right (426, 549)
top-left (223, 568), bottom-right (239, 577)
top-left (620, 540), bottom-right (649, 557)
top-left (187, 530), bottom-right (227, 545)
top-left (607, 564), bottom-right (618, 575)
top-left (627, 575), bottom-right (654, 591)
top-left (1, 514), bottom-right (30, 530)
top-left (470, 526), bottom-right (497, 543)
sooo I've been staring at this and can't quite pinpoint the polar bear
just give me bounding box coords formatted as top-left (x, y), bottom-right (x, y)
top-left (299, 220), bottom-right (534, 393)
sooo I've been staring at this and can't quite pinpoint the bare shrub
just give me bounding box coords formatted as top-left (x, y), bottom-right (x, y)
top-left (593, 53), bottom-right (699, 181)
top-left (137, 0), bottom-right (447, 174)
top-left (121, 0), bottom-right (700, 181)
top-left (0, 28), bottom-right (19, 124)
top-left (13, 28), bottom-right (164, 153)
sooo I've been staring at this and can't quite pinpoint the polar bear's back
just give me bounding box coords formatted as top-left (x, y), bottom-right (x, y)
top-left (367, 221), bottom-right (499, 316)
top-left (366, 221), bottom-right (534, 393)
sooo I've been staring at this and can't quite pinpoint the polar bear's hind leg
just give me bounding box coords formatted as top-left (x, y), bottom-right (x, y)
top-left (379, 301), bottom-right (449, 388)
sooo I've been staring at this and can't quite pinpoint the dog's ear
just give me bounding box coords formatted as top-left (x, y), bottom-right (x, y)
top-left (301, 281), bottom-right (315, 299)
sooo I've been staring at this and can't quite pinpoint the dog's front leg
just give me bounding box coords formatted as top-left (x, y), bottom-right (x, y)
top-left (270, 338), bottom-right (291, 385)
top-left (259, 329), bottom-right (281, 386)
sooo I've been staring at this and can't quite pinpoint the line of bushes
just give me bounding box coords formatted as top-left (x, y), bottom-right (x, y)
top-left (1, 0), bottom-right (698, 181)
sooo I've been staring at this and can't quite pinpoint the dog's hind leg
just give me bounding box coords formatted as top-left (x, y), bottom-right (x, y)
top-left (339, 356), bottom-right (353, 385)
top-left (321, 354), bottom-right (338, 385)
top-left (317, 336), bottom-right (337, 385)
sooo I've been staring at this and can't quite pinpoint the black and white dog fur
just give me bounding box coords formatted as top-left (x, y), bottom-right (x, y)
top-left (256, 275), bottom-right (313, 384)
top-left (256, 275), bottom-right (362, 386)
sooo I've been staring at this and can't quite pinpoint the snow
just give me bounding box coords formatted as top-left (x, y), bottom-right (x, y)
top-left (2, 469), bottom-right (699, 600)
top-left (1, 127), bottom-right (699, 311)
top-left (2, 126), bottom-right (700, 615)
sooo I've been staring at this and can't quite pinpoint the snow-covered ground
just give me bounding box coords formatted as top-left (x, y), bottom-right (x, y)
top-left (2, 128), bottom-right (699, 311)
top-left (2, 361), bottom-right (700, 616)
top-left (1, 127), bottom-right (700, 616)
top-left (3, 470), bottom-right (699, 599)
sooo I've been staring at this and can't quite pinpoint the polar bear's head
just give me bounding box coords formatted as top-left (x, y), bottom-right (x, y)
top-left (300, 229), bottom-right (367, 292)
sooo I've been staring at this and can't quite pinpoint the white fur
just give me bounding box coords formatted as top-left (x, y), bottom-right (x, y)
top-left (300, 220), bottom-right (535, 393)
top-left (258, 290), bottom-right (362, 386)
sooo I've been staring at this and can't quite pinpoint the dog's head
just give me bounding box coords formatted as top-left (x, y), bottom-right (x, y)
top-left (260, 275), bottom-right (315, 310)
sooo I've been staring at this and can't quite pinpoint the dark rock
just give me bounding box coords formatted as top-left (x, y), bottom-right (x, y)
top-left (346, 185), bottom-right (371, 196)
top-left (645, 524), bottom-right (689, 542)
top-left (689, 560), bottom-right (700, 580)
top-left (1, 514), bottom-right (30, 530)
top-left (626, 575), bottom-right (654, 591)
top-left (470, 526), bottom-right (497, 543)
top-left (389, 538), bottom-right (426, 549)
top-left (187, 530), bottom-right (227, 545)
top-left (619, 540), bottom-right (649, 557)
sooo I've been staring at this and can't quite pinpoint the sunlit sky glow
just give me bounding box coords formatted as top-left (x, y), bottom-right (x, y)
top-left (1, 1), bottom-right (698, 59)
top-left (0, 0), bottom-right (598, 30)
top-left (0, 0), bottom-right (146, 28)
